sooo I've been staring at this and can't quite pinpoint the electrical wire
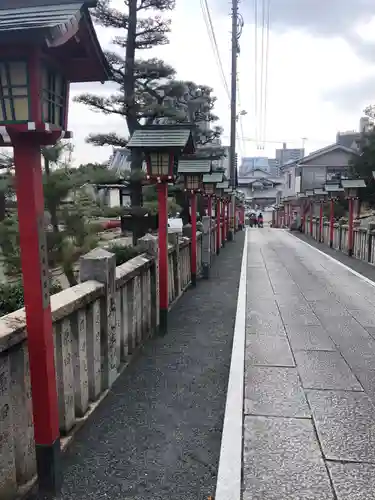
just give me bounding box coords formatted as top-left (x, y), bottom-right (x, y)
top-left (254, 0), bottom-right (258, 146)
top-left (200, 0), bottom-right (244, 159)
top-left (200, 0), bottom-right (230, 99)
top-left (262, 0), bottom-right (270, 148)
top-left (253, 0), bottom-right (270, 150)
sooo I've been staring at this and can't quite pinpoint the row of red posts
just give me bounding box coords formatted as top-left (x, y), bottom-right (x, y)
top-left (274, 195), bottom-right (359, 257)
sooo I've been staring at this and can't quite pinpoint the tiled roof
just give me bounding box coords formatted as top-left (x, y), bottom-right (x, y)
top-left (0, 2), bottom-right (86, 31)
top-left (203, 172), bottom-right (223, 183)
top-left (177, 159), bottom-right (211, 174)
top-left (127, 128), bottom-right (193, 149)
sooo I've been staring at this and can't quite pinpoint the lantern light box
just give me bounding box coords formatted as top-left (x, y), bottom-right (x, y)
top-left (341, 179), bottom-right (366, 198)
top-left (203, 171), bottom-right (223, 196)
top-left (177, 157), bottom-right (211, 192)
top-left (0, 0), bottom-right (111, 145)
top-left (127, 125), bottom-right (195, 182)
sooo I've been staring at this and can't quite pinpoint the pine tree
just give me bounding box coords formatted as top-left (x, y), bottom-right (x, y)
top-left (76, 2), bottom-right (224, 204)
top-left (75, 0), bottom-right (177, 209)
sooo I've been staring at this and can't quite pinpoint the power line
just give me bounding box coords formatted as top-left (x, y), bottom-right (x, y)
top-left (200, 0), bottom-right (244, 158)
top-left (262, 0), bottom-right (270, 146)
top-left (200, 0), bottom-right (230, 99)
top-left (254, 0), bottom-right (258, 145)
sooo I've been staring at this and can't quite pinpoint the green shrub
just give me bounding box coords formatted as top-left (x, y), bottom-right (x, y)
top-left (109, 244), bottom-right (143, 266)
top-left (0, 280), bottom-right (63, 316)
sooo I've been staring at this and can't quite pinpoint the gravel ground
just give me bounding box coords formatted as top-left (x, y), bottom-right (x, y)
top-left (31, 231), bottom-right (245, 500)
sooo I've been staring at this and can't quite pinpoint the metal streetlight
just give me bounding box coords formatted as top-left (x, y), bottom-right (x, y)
top-left (178, 157), bottom-right (211, 286)
top-left (127, 125), bottom-right (195, 333)
top-left (0, 1), bottom-right (110, 494)
top-left (341, 179), bottom-right (366, 256)
top-left (324, 183), bottom-right (344, 248)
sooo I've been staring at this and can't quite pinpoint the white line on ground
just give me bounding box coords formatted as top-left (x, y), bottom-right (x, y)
top-left (286, 230), bottom-right (375, 289)
top-left (215, 229), bottom-right (248, 500)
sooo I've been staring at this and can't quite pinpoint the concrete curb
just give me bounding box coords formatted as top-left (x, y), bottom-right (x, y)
top-left (215, 229), bottom-right (248, 500)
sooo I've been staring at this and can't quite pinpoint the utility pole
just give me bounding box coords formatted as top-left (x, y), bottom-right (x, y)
top-left (229, 0), bottom-right (238, 189)
top-left (228, 0), bottom-right (243, 240)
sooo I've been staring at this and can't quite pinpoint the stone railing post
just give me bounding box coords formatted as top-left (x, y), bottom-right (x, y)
top-left (202, 216), bottom-right (211, 279)
top-left (138, 234), bottom-right (159, 334)
top-left (80, 248), bottom-right (117, 390)
top-left (367, 223), bottom-right (375, 263)
top-left (168, 233), bottom-right (181, 298)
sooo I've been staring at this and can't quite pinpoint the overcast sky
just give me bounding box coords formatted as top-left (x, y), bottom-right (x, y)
top-left (68, 0), bottom-right (375, 165)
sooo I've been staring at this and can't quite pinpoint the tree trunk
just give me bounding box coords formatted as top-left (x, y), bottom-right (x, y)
top-left (62, 262), bottom-right (78, 287)
top-left (124, 0), bottom-right (143, 245)
top-left (0, 191), bottom-right (6, 222)
top-left (44, 157), bottom-right (60, 234)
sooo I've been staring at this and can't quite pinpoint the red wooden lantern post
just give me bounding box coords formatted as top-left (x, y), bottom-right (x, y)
top-left (329, 197), bottom-right (335, 247)
top-left (216, 189), bottom-right (223, 254)
top-left (216, 181), bottom-right (228, 245)
top-left (178, 158), bottom-right (211, 286)
top-left (0, 1), bottom-right (110, 494)
top-left (203, 172), bottom-right (223, 221)
top-left (225, 192), bottom-right (232, 237)
top-left (325, 183), bottom-right (344, 248)
top-left (127, 125), bottom-right (195, 333)
top-left (342, 179), bottom-right (366, 257)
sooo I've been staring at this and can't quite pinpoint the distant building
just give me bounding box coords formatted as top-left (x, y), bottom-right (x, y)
top-left (275, 143), bottom-right (305, 167)
top-left (240, 157), bottom-right (270, 176)
top-left (336, 131), bottom-right (360, 151)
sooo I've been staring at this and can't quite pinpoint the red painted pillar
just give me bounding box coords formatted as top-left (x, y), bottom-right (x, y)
top-left (190, 192), bottom-right (197, 286)
top-left (329, 198), bottom-right (334, 248)
top-left (13, 138), bottom-right (61, 492)
top-left (310, 202), bottom-right (313, 236)
top-left (221, 199), bottom-right (226, 245)
top-left (319, 202), bottom-right (323, 242)
top-left (226, 201), bottom-right (230, 237)
top-left (157, 183), bottom-right (168, 333)
top-left (216, 198), bottom-right (221, 255)
top-left (348, 197), bottom-right (354, 257)
top-left (301, 204), bottom-right (305, 233)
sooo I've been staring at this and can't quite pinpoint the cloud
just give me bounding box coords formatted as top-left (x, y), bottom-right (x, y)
top-left (213, 0), bottom-right (375, 62)
top-left (321, 73), bottom-right (375, 113)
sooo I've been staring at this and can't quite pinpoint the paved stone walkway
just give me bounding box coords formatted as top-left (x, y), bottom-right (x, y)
top-left (30, 232), bottom-right (244, 500)
top-left (243, 228), bottom-right (375, 499)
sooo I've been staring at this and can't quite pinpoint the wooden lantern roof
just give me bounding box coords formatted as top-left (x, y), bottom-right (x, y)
top-left (127, 125), bottom-right (195, 154)
top-left (177, 158), bottom-right (212, 175)
top-left (0, 0), bottom-right (110, 83)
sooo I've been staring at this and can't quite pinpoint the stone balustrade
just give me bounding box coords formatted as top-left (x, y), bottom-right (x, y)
top-left (304, 217), bottom-right (375, 264)
top-left (0, 223), bottom-right (221, 499)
